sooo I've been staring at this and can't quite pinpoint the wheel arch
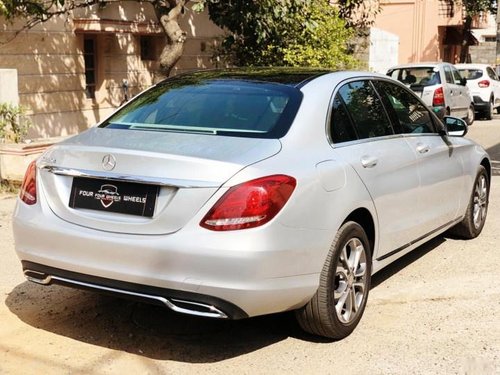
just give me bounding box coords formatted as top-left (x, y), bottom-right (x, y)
top-left (481, 158), bottom-right (492, 185)
top-left (343, 208), bottom-right (376, 258)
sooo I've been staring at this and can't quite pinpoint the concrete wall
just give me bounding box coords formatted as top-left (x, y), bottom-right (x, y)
top-left (0, 69), bottom-right (19, 105)
top-left (469, 42), bottom-right (496, 65)
top-left (369, 27), bottom-right (399, 73)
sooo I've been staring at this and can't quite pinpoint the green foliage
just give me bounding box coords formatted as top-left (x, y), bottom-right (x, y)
top-left (280, 2), bottom-right (358, 68)
top-left (206, 0), bottom-right (359, 69)
top-left (0, 0), bottom-right (58, 20)
top-left (0, 103), bottom-right (32, 143)
top-left (460, 0), bottom-right (496, 16)
top-left (335, 0), bottom-right (381, 27)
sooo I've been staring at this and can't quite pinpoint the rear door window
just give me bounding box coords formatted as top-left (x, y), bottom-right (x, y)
top-left (330, 94), bottom-right (358, 143)
top-left (374, 80), bottom-right (436, 134)
top-left (444, 65), bottom-right (455, 84)
top-left (337, 80), bottom-right (394, 139)
top-left (451, 67), bottom-right (464, 85)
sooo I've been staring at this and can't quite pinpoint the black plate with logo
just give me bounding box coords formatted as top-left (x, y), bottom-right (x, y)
top-left (69, 177), bottom-right (159, 217)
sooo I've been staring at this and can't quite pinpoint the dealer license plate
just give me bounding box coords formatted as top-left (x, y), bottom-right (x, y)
top-left (69, 177), bottom-right (159, 217)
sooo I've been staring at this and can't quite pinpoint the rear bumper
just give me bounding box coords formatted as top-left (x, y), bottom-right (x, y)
top-left (472, 95), bottom-right (490, 111)
top-left (13, 198), bottom-right (327, 319)
top-left (22, 261), bottom-right (247, 319)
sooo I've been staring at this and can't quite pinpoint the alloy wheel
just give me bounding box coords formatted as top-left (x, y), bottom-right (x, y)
top-left (334, 238), bottom-right (368, 324)
top-left (472, 174), bottom-right (488, 229)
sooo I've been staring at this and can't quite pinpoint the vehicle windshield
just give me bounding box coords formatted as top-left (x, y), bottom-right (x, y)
top-left (100, 77), bottom-right (303, 139)
top-left (458, 69), bottom-right (483, 80)
top-left (387, 67), bottom-right (441, 87)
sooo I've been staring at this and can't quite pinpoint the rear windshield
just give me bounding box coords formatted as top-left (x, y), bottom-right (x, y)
top-left (387, 67), bottom-right (441, 87)
top-left (100, 79), bottom-right (302, 139)
top-left (458, 69), bottom-right (483, 80)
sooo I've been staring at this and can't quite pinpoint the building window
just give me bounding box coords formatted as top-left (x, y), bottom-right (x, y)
top-left (438, 0), bottom-right (455, 17)
top-left (140, 36), bottom-right (156, 61)
top-left (83, 36), bottom-right (97, 99)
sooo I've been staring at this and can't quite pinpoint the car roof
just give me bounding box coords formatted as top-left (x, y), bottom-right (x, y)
top-left (162, 68), bottom-right (334, 88)
top-left (455, 63), bottom-right (491, 69)
top-left (388, 62), bottom-right (451, 69)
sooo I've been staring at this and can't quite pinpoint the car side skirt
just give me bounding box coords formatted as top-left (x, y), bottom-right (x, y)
top-left (375, 217), bottom-right (463, 262)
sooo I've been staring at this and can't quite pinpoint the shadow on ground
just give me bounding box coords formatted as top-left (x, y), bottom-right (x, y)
top-left (5, 281), bottom-right (305, 361)
top-left (5, 234), bottom-right (453, 361)
top-left (371, 235), bottom-right (446, 289)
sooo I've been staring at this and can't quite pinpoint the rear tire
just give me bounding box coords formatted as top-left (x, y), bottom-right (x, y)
top-left (484, 99), bottom-right (493, 120)
top-left (465, 104), bottom-right (475, 125)
top-left (295, 222), bottom-right (371, 339)
top-left (448, 166), bottom-right (489, 239)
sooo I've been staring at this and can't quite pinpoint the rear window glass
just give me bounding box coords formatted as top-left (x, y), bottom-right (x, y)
top-left (337, 80), bottom-right (394, 139)
top-left (100, 79), bottom-right (302, 139)
top-left (387, 67), bottom-right (441, 87)
top-left (458, 69), bottom-right (483, 80)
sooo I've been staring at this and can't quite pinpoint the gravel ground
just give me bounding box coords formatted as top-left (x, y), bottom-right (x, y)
top-left (0, 120), bottom-right (499, 375)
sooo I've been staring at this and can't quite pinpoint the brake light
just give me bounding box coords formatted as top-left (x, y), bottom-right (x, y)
top-left (478, 80), bottom-right (490, 88)
top-left (19, 160), bottom-right (37, 205)
top-left (432, 87), bottom-right (445, 106)
top-left (201, 175), bottom-right (296, 231)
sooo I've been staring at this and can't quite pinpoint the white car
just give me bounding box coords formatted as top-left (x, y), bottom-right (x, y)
top-left (387, 62), bottom-right (475, 125)
top-left (13, 69), bottom-right (490, 339)
top-left (456, 63), bottom-right (500, 120)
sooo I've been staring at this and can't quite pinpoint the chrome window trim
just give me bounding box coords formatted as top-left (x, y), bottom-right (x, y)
top-left (40, 165), bottom-right (220, 188)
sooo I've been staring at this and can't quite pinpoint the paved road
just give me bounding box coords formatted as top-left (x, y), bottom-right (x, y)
top-left (0, 119), bottom-right (499, 374)
top-left (467, 116), bottom-right (500, 176)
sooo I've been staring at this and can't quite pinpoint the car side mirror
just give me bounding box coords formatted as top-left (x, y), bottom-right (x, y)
top-left (460, 77), bottom-right (467, 86)
top-left (443, 116), bottom-right (468, 137)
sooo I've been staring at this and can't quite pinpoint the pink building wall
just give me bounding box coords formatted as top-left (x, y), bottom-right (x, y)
top-left (373, 0), bottom-right (464, 64)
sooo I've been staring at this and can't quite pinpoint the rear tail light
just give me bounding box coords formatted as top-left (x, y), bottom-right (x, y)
top-left (201, 175), bottom-right (296, 231)
top-left (19, 160), bottom-right (37, 205)
top-left (432, 87), bottom-right (445, 106)
top-left (478, 80), bottom-right (490, 88)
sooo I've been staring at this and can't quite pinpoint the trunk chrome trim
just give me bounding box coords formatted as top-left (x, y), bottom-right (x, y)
top-left (41, 165), bottom-right (220, 188)
top-left (23, 270), bottom-right (229, 319)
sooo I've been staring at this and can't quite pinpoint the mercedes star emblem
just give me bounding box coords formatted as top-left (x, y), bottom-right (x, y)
top-left (102, 154), bottom-right (117, 171)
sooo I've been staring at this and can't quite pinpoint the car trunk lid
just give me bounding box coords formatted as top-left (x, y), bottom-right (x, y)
top-left (38, 128), bottom-right (281, 235)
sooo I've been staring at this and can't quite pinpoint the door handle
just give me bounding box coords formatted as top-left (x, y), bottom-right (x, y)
top-left (416, 143), bottom-right (430, 154)
top-left (361, 156), bottom-right (378, 168)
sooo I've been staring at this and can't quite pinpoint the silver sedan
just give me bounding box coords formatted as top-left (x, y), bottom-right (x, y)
top-left (13, 69), bottom-right (490, 339)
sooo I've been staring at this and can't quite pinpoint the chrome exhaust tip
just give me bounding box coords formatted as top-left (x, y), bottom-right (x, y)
top-left (23, 269), bottom-right (228, 319)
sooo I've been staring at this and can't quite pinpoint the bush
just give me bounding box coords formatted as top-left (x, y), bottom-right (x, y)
top-left (0, 103), bottom-right (32, 143)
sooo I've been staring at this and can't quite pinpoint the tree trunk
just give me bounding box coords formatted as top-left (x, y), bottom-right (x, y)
top-left (459, 15), bottom-right (472, 63)
top-left (155, 0), bottom-right (187, 79)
